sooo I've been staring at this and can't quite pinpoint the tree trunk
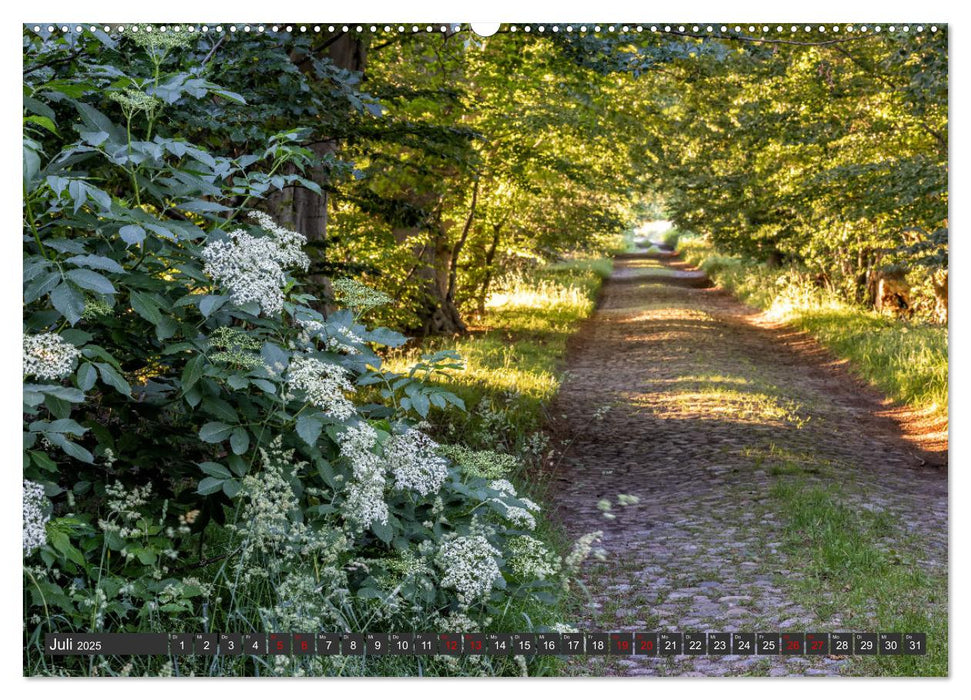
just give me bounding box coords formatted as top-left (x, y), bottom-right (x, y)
top-left (265, 33), bottom-right (366, 312)
top-left (476, 219), bottom-right (504, 316)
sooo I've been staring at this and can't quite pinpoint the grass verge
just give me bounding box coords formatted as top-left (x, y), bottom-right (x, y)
top-left (677, 235), bottom-right (948, 423)
top-left (769, 478), bottom-right (947, 676)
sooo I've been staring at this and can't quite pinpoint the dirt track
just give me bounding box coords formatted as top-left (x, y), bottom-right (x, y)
top-left (545, 249), bottom-right (948, 676)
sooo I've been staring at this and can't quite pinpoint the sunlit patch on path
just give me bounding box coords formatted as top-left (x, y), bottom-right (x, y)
top-left (544, 245), bottom-right (948, 677)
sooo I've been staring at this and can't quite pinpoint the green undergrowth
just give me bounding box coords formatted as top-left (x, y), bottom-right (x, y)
top-left (677, 235), bottom-right (948, 423)
top-left (387, 256), bottom-right (611, 463)
top-left (769, 478), bottom-right (947, 676)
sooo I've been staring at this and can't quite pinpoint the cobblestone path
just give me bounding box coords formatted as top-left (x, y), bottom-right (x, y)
top-left (545, 248), bottom-right (948, 676)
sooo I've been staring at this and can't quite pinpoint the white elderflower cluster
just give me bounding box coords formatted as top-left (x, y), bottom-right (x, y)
top-left (498, 503), bottom-right (536, 530)
top-left (386, 429), bottom-right (449, 496)
top-left (201, 212), bottom-right (310, 315)
top-left (331, 278), bottom-right (391, 312)
top-left (489, 479), bottom-right (517, 496)
top-left (23, 333), bottom-right (81, 380)
top-left (507, 535), bottom-right (561, 580)
top-left (339, 423), bottom-right (388, 528)
top-left (438, 611), bottom-right (481, 634)
top-left (23, 480), bottom-right (50, 555)
top-left (435, 534), bottom-right (503, 601)
top-left (286, 356), bottom-right (355, 419)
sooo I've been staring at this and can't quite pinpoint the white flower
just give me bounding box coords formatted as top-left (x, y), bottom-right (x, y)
top-left (564, 531), bottom-right (603, 572)
top-left (499, 503), bottom-right (536, 530)
top-left (489, 479), bottom-right (517, 496)
top-left (326, 325), bottom-right (365, 355)
top-left (331, 278), bottom-right (391, 311)
top-left (339, 423), bottom-right (388, 528)
top-left (435, 534), bottom-right (503, 601)
top-left (23, 480), bottom-right (50, 555)
top-left (386, 429), bottom-right (449, 496)
top-left (23, 333), bottom-right (81, 380)
top-left (339, 423), bottom-right (381, 480)
top-left (507, 535), bottom-right (560, 579)
top-left (201, 212), bottom-right (309, 315)
top-left (287, 356), bottom-right (355, 419)
top-left (344, 481), bottom-right (388, 528)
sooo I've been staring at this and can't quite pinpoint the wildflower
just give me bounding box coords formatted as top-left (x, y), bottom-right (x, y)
top-left (386, 429), bottom-right (449, 496)
top-left (343, 480), bottom-right (388, 528)
top-left (201, 213), bottom-right (309, 316)
top-left (108, 88), bottom-right (161, 120)
top-left (514, 655), bottom-right (529, 677)
top-left (439, 445), bottom-right (519, 479)
top-left (129, 24), bottom-right (194, 54)
top-left (23, 333), bottom-right (81, 380)
top-left (489, 478), bottom-right (517, 496)
top-left (339, 423), bottom-right (388, 528)
top-left (498, 504), bottom-right (536, 530)
top-left (564, 531), bottom-right (603, 572)
top-left (438, 611), bottom-right (480, 633)
top-left (507, 535), bottom-right (560, 579)
top-left (80, 299), bottom-right (112, 320)
top-left (435, 534), bottom-right (503, 601)
top-left (287, 356), bottom-right (355, 419)
top-left (331, 278), bottom-right (391, 312)
top-left (326, 325), bottom-right (365, 355)
top-left (23, 480), bottom-right (49, 555)
top-left (617, 494), bottom-right (640, 506)
top-left (596, 499), bottom-right (612, 512)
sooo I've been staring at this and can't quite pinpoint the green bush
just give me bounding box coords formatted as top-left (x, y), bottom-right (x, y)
top-left (23, 29), bottom-right (596, 677)
top-left (678, 235), bottom-right (948, 420)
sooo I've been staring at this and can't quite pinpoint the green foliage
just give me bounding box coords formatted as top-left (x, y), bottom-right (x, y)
top-left (22, 27), bottom-right (594, 677)
top-left (645, 30), bottom-right (947, 319)
top-left (679, 235), bottom-right (947, 420)
top-left (771, 480), bottom-right (946, 676)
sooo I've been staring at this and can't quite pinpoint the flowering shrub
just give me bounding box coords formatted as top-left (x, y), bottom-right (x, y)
top-left (22, 29), bottom-right (598, 676)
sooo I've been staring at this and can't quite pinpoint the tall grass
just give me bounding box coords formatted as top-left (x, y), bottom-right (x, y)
top-left (386, 256), bottom-right (611, 458)
top-left (678, 236), bottom-right (948, 422)
top-left (770, 479), bottom-right (947, 676)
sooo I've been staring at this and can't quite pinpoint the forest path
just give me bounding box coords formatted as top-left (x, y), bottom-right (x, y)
top-left (544, 246), bottom-right (948, 677)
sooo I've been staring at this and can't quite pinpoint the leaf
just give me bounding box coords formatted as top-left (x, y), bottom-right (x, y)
top-left (44, 433), bottom-right (94, 463)
top-left (50, 283), bottom-right (85, 325)
top-left (222, 479), bottom-right (242, 498)
top-left (198, 461), bottom-right (231, 479)
top-left (129, 291), bottom-right (162, 324)
top-left (180, 354), bottom-right (205, 392)
top-left (155, 317), bottom-right (177, 341)
top-left (65, 268), bottom-right (115, 295)
top-left (76, 363), bottom-right (98, 392)
top-left (25, 114), bottom-right (57, 135)
top-left (119, 224), bottom-right (146, 246)
top-left (411, 392), bottom-right (430, 418)
top-left (65, 255), bottom-right (126, 273)
top-left (199, 295), bottom-right (227, 318)
top-left (250, 379), bottom-right (277, 394)
top-left (371, 518), bottom-right (393, 544)
top-left (260, 342), bottom-right (290, 372)
top-left (366, 327), bottom-right (408, 348)
top-left (198, 421), bottom-right (233, 443)
top-left (295, 414), bottom-right (323, 446)
top-left (202, 396), bottom-right (239, 423)
top-left (94, 362), bottom-right (131, 396)
top-left (197, 477), bottom-right (224, 495)
top-left (230, 427), bottom-right (250, 455)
